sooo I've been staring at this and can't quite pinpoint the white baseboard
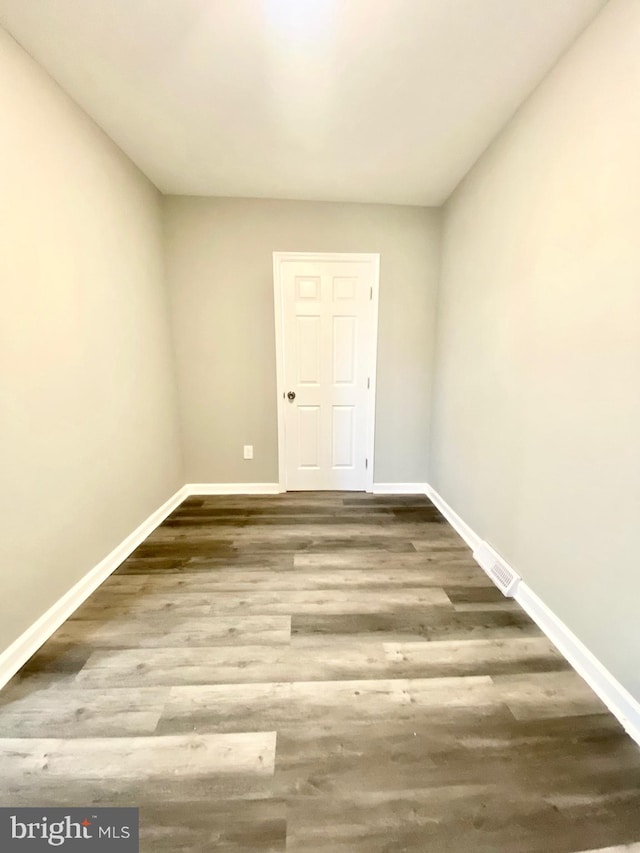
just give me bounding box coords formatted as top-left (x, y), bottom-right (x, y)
top-left (424, 483), bottom-right (482, 550)
top-left (373, 483), bottom-right (429, 495)
top-left (0, 481), bottom-right (282, 691)
top-left (577, 846), bottom-right (640, 853)
top-left (515, 583), bottom-right (640, 745)
top-left (425, 483), bottom-right (640, 747)
top-left (0, 485), bottom-right (188, 692)
top-left (185, 483), bottom-right (282, 495)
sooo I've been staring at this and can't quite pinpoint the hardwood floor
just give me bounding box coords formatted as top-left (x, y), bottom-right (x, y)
top-left (1, 492), bottom-right (639, 852)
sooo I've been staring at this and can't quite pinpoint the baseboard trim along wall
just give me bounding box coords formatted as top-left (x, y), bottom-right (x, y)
top-left (425, 483), bottom-right (640, 747)
top-left (423, 484), bottom-right (482, 550)
top-left (186, 482), bottom-right (282, 495)
top-left (373, 483), bottom-right (429, 495)
top-left (0, 481), bottom-right (285, 689)
top-left (0, 485), bottom-right (189, 692)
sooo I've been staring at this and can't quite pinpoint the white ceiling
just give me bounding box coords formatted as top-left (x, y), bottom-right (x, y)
top-left (0, 0), bottom-right (607, 205)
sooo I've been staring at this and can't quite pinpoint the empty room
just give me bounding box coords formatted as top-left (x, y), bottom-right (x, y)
top-left (1, 0), bottom-right (639, 850)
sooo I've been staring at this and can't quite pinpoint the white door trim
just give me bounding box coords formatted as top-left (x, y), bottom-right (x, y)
top-left (273, 251), bottom-right (380, 493)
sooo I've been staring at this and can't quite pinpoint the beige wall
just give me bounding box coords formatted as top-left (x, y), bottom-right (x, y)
top-left (430, 0), bottom-right (640, 699)
top-left (164, 197), bottom-right (440, 484)
top-left (0, 30), bottom-right (183, 654)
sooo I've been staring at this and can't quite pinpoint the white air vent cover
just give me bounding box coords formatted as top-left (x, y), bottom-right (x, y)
top-left (472, 541), bottom-right (521, 597)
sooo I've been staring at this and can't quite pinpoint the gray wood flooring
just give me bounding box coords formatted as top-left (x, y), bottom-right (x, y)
top-left (1, 491), bottom-right (639, 851)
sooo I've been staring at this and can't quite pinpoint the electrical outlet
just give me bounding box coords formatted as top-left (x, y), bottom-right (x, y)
top-left (243, 445), bottom-right (254, 460)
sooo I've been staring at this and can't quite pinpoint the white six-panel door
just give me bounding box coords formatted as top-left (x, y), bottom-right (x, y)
top-left (274, 253), bottom-right (379, 491)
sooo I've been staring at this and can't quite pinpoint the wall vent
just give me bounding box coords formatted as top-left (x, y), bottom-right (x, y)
top-left (472, 541), bottom-right (521, 597)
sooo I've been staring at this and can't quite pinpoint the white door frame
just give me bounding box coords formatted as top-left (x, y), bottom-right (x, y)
top-left (273, 251), bottom-right (380, 493)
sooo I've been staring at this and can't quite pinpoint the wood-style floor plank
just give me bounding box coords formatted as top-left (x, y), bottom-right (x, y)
top-left (156, 675), bottom-right (507, 736)
top-left (293, 549), bottom-right (472, 568)
top-left (72, 587), bottom-right (453, 618)
top-left (74, 641), bottom-right (391, 687)
top-left (0, 686), bottom-right (170, 738)
top-left (291, 609), bottom-right (541, 642)
top-left (382, 636), bottom-right (569, 677)
top-left (1, 491), bottom-right (638, 853)
top-left (49, 614), bottom-right (292, 648)
top-left (0, 731), bottom-right (277, 779)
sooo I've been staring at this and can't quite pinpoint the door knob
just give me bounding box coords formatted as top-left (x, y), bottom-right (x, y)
top-left (287, 391), bottom-right (296, 401)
